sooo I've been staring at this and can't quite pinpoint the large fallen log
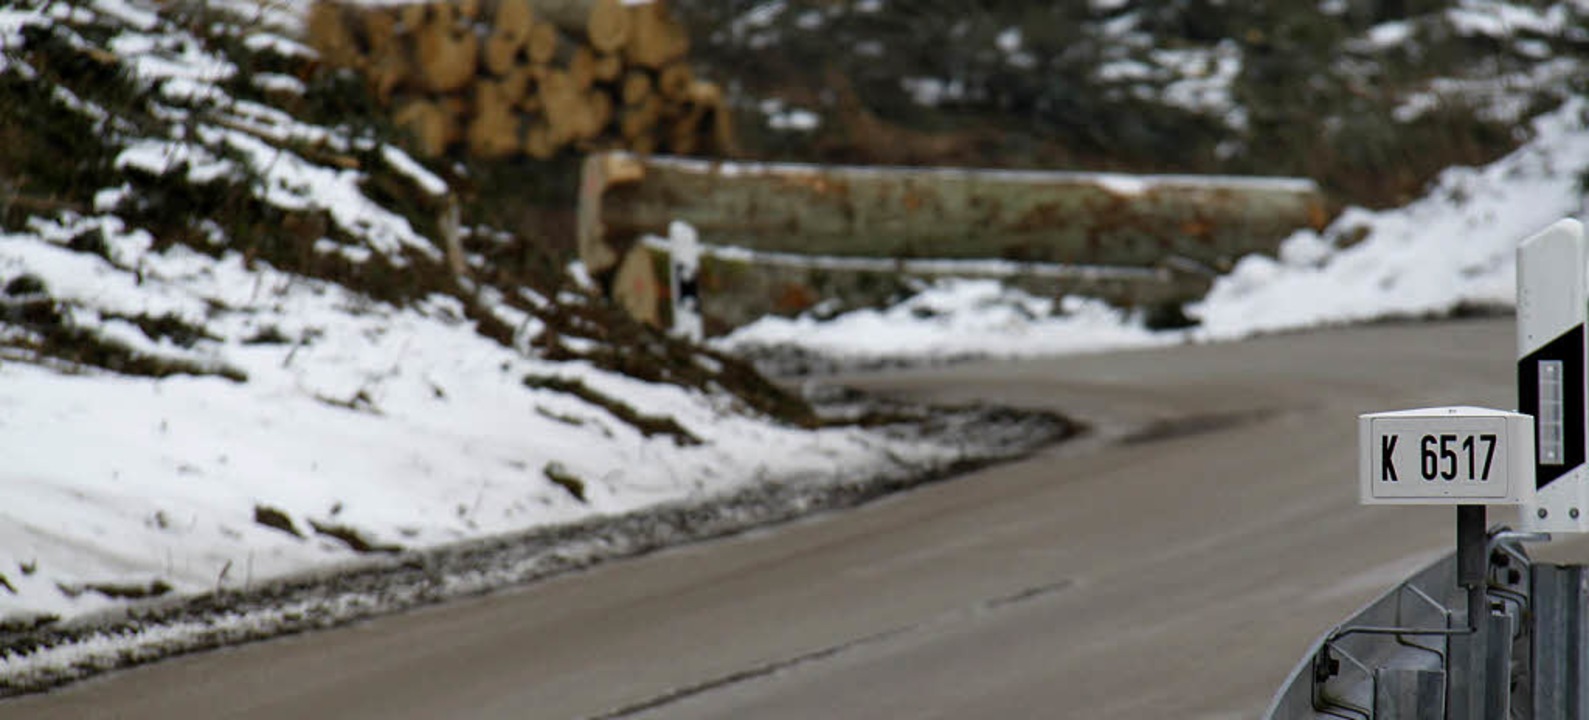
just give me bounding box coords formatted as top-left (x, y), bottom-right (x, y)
top-left (578, 153), bottom-right (1333, 280)
top-left (622, 237), bottom-right (1216, 332)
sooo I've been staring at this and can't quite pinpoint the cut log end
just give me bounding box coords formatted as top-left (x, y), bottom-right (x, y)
top-left (592, 52), bottom-right (622, 83)
top-left (625, 1), bottom-right (689, 69)
top-left (586, 0), bottom-right (632, 54)
top-left (494, 0), bottom-right (535, 40)
top-left (394, 98), bottom-right (453, 158)
top-left (415, 6), bottom-right (480, 93)
top-left (526, 21), bottom-right (559, 64)
top-left (620, 69), bottom-right (651, 106)
top-left (484, 31), bottom-right (527, 76)
top-left (657, 62), bottom-right (692, 100)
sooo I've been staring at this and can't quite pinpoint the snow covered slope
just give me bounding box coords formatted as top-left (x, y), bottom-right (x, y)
top-left (0, 0), bottom-right (1000, 627)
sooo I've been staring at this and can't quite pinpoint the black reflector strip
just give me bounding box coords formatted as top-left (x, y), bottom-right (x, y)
top-left (1520, 324), bottom-right (1586, 488)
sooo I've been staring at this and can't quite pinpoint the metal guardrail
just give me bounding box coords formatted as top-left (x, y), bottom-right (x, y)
top-left (1264, 530), bottom-right (1545, 719)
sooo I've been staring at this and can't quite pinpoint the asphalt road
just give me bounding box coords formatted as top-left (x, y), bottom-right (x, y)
top-left (5, 317), bottom-right (1569, 719)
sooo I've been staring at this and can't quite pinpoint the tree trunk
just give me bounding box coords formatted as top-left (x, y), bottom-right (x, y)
top-left (578, 154), bottom-right (1332, 276)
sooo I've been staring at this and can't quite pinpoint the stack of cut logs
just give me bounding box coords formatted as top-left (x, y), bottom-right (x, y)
top-left (306, 0), bottom-right (733, 160)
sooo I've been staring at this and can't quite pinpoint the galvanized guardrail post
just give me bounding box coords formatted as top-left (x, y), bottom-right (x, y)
top-left (1375, 667), bottom-right (1444, 719)
top-left (1533, 564), bottom-right (1589, 718)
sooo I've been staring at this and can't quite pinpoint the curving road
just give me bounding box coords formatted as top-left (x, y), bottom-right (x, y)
top-left (6, 317), bottom-right (1578, 719)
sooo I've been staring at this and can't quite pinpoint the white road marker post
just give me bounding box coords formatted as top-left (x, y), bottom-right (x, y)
top-left (1518, 218), bottom-right (1589, 533)
top-left (668, 220), bottom-right (703, 343)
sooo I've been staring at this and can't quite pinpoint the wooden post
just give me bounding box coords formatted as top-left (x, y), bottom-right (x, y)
top-left (578, 152), bottom-right (647, 273)
top-left (441, 193), bottom-right (470, 280)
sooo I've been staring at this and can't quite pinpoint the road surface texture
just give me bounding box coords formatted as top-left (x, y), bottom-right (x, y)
top-left (6, 317), bottom-right (1574, 719)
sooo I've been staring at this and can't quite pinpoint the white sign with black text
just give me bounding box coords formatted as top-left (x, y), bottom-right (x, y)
top-left (1359, 407), bottom-right (1535, 505)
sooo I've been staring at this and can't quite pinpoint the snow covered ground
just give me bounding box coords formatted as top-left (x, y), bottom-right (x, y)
top-left (0, 232), bottom-right (970, 622)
